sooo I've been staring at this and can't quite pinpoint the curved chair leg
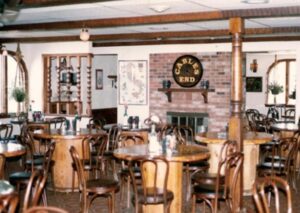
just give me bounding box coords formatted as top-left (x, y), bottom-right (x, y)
top-left (191, 194), bottom-right (196, 213)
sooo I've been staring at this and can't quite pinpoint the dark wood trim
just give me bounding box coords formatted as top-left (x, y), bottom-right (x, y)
top-left (1, 6), bottom-right (300, 32)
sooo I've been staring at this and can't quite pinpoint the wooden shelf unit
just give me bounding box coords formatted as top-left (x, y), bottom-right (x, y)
top-left (157, 88), bottom-right (215, 103)
top-left (43, 53), bottom-right (93, 116)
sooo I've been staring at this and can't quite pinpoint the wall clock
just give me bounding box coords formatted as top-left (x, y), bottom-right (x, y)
top-left (172, 55), bottom-right (203, 87)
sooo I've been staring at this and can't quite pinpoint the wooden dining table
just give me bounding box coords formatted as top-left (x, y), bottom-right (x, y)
top-left (114, 143), bottom-right (210, 213)
top-left (195, 131), bottom-right (273, 195)
top-left (271, 122), bottom-right (299, 138)
top-left (0, 143), bottom-right (26, 158)
top-left (34, 128), bottom-right (106, 192)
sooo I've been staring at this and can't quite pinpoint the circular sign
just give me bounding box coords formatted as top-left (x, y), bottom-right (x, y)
top-left (172, 55), bottom-right (203, 87)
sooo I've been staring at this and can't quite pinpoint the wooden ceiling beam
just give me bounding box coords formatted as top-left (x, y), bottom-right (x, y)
top-left (1, 6), bottom-right (300, 31)
top-left (2, 26), bottom-right (300, 43)
top-left (19, 0), bottom-right (116, 8)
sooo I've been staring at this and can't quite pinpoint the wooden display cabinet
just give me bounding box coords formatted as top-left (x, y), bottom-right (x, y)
top-left (43, 53), bottom-right (93, 116)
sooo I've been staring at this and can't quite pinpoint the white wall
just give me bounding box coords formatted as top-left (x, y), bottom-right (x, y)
top-left (5, 41), bottom-right (300, 124)
top-left (245, 53), bottom-right (295, 115)
top-left (92, 54), bottom-right (117, 109)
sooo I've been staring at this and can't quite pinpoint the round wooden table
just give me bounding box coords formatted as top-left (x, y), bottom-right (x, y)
top-left (271, 123), bottom-right (299, 132)
top-left (0, 143), bottom-right (26, 158)
top-left (34, 128), bottom-right (106, 192)
top-left (195, 131), bottom-right (273, 195)
top-left (114, 144), bottom-right (210, 213)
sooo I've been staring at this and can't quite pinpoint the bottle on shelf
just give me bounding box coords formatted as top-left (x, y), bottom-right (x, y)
top-left (123, 104), bottom-right (128, 126)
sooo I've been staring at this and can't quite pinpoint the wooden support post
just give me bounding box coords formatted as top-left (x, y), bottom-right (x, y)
top-left (229, 17), bottom-right (244, 211)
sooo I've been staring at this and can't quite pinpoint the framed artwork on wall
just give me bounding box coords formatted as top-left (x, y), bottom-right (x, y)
top-left (246, 76), bottom-right (262, 92)
top-left (96, 69), bottom-right (103, 90)
top-left (119, 60), bottom-right (147, 105)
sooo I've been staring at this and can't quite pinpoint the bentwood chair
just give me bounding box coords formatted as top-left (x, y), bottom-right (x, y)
top-left (129, 157), bottom-right (174, 213)
top-left (10, 141), bottom-right (56, 206)
top-left (0, 123), bottom-right (13, 144)
top-left (117, 133), bottom-right (145, 208)
top-left (257, 134), bottom-right (299, 190)
top-left (48, 117), bottom-right (67, 129)
top-left (24, 206), bottom-right (69, 213)
top-left (176, 125), bottom-right (210, 201)
top-left (191, 140), bottom-right (242, 213)
top-left (0, 154), bottom-right (6, 179)
top-left (252, 176), bottom-right (292, 213)
top-left (103, 124), bottom-right (122, 179)
top-left (69, 146), bottom-right (119, 213)
top-left (23, 171), bottom-right (48, 212)
top-left (71, 135), bottom-right (108, 191)
top-left (0, 192), bottom-right (19, 213)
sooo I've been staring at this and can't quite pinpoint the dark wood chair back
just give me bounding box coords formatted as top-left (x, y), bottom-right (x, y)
top-left (252, 176), bottom-right (292, 213)
top-left (159, 124), bottom-right (177, 141)
top-left (24, 206), bottom-right (69, 213)
top-left (81, 134), bottom-right (108, 173)
top-left (0, 154), bottom-right (5, 179)
top-left (48, 117), bottom-right (67, 129)
top-left (0, 192), bottom-right (19, 213)
top-left (176, 125), bottom-right (194, 144)
top-left (23, 171), bottom-right (48, 211)
top-left (117, 132), bottom-right (145, 148)
top-left (107, 124), bottom-right (121, 151)
top-left (0, 124), bottom-right (13, 144)
top-left (87, 118), bottom-right (105, 130)
top-left (129, 156), bottom-right (173, 213)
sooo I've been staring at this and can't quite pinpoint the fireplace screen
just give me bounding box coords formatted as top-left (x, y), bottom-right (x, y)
top-left (167, 112), bottom-right (209, 134)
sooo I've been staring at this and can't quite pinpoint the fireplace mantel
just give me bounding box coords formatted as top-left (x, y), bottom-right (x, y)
top-left (157, 88), bottom-right (215, 103)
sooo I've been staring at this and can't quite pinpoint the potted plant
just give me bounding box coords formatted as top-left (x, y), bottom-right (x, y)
top-left (11, 87), bottom-right (26, 114)
top-left (267, 81), bottom-right (283, 95)
top-left (267, 81), bottom-right (283, 104)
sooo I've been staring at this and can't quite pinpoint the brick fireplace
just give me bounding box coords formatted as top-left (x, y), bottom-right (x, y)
top-left (149, 52), bottom-right (231, 132)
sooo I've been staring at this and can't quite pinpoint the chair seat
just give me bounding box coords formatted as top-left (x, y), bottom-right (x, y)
top-left (120, 167), bottom-right (140, 176)
top-left (193, 184), bottom-right (224, 197)
top-left (134, 187), bottom-right (174, 204)
top-left (26, 158), bottom-right (44, 166)
top-left (85, 178), bottom-right (119, 194)
top-left (257, 161), bottom-right (285, 169)
top-left (191, 172), bottom-right (225, 186)
top-left (9, 172), bottom-right (31, 186)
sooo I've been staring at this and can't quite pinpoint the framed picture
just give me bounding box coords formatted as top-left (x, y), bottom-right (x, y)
top-left (95, 69), bottom-right (103, 90)
top-left (119, 60), bottom-right (147, 105)
top-left (246, 77), bottom-right (262, 92)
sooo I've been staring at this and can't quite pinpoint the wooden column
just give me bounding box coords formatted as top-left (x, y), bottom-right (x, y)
top-left (76, 56), bottom-right (82, 115)
top-left (46, 56), bottom-right (51, 114)
top-left (86, 54), bottom-right (92, 116)
top-left (56, 56), bottom-right (61, 114)
top-left (229, 17), bottom-right (244, 211)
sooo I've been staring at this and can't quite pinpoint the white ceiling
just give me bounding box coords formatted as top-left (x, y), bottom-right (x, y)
top-left (1, 0), bottom-right (300, 43)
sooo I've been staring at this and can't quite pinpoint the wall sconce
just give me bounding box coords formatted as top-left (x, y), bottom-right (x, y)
top-left (107, 75), bottom-right (117, 88)
top-left (250, 59), bottom-right (258, 73)
top-left (79, 28), bottom-right (90, 41)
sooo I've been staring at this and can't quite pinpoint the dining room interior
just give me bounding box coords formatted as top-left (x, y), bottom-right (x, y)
top-left (0, 0), bottom-right (300, 212)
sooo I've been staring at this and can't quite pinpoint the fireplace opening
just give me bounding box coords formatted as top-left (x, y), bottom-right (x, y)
top-left (167, 112), bottom-right (209, 134)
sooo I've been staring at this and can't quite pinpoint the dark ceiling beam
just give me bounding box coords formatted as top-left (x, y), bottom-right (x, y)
top-left (92, 35), bottom-right (300, 47)
top-left (1, 6), bottom-right (300, 31)
top-left (2, 34), bottom-right (300, 45)
top-left (2, 26), bottom-right (300, 43)
top-left (19, 0), bottom-right (117, 8)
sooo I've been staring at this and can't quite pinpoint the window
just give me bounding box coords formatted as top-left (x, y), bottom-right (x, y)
top-left (0, 51), bottom-right (28, 114)
top-left (266, 58), bottom-right (296, 105)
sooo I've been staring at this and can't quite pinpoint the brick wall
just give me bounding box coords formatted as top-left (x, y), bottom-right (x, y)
top-left (149, 52), bottom-right (231, 132)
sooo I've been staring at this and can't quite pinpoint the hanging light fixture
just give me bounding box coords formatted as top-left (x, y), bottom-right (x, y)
top-left (80, 28), bottom-right (90, 41)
